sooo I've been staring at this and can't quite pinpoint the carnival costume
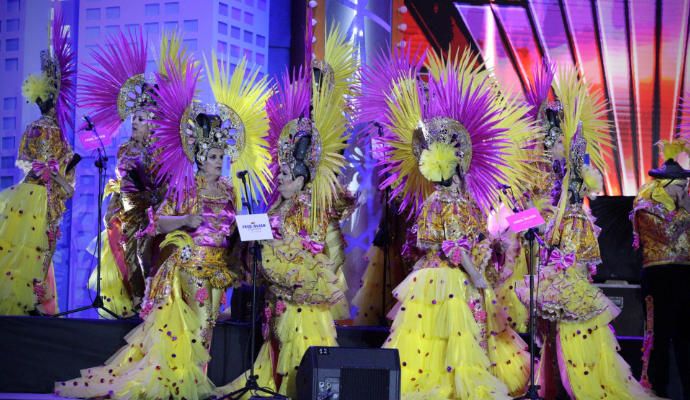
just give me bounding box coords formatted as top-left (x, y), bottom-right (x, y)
top-left (0, 9), bottom-right (76, 315)
top-left (632, 134), bottom-right (690, 399)
top-left (516, 65), bottom-right (659, 399)
top-left (371, 48), bottom-right (536, 399)
top-left (218, 24), bottom-right (358, 399)
top-left (80, 31), bottom-right (160, 317)
top-left (55, 47), bottom-right (271, 398)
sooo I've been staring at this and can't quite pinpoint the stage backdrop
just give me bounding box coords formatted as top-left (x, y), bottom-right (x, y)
top-left (1, 0), bottom-right (687, 317)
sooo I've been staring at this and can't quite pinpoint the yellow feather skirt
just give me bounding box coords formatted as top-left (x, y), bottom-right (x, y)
top-left (383, 258), bottom-right (529, 399)
top-left (88, 226), bottom-right (135, 319)
top-left (55, 263), bottom-right (215, 400)
top-left (0, 183), bottom-right (57, 315)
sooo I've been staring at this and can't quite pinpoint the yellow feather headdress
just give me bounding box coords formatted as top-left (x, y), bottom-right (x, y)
top-left (205, 54), bottom-right (273, 206)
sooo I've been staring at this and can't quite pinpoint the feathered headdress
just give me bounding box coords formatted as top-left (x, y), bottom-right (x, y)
top-left (309, 24), bottom-right (358, 222)
top-left (546, 66), bottom-right (612, 242)
top-left (379, 48), bottom-right (539, 216)
top-left (205, 54), bottom-right (273, 205)
top-left (21, 6), bottom-right (76, 133)
top-left (149, 59), bottom-right (202, 209)
top-left (524, 60), bottom-right (556, 121)
top-left (357, 46), bottom-right (426, 128)
top-left (80, 30), bottom-right (152, 140)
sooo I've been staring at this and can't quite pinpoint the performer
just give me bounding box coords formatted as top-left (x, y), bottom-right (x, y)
top-left (55, 50), bottom-right (271, 399)
top-left (373, 48), bottom-right (536, 399)
top-left (217, 24), bottom-right (358, 399)
top-left (0, 9), bottom-right (76, 315)
top-left (79, 31), bottom-right (159, 317)
top-left (632, 138), bottom-right (690, 399)
top-left (516, 66), bottom-right (659, 399)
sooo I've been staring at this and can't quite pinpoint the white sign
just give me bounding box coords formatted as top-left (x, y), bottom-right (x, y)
top-left (236, 213), bottom-right (274, 242)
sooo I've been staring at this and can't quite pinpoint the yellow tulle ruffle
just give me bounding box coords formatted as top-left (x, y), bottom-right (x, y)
top-left (218, 302), bottom-right (338, 399)
top-left (494, 245), bottom-right (529, 333)
top-left (55, 264), bottom-right (214, 400)
top-left (0, 183), bottom-right (54, 315)
top-left (88, 229), bottom-right (135, 319)
top-left (352, 246), bottom-right (394, 325)
top-left (557, 310), bottom-right (660, 399)
top-left (324, 221), bottom-right (350, 320)
top-left (384, 261), bottom-right (529, 399)
top-left (261, 237), bottom-right (345, 308)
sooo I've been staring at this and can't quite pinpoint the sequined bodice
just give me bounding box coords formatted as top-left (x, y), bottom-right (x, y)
top-left (416, 188), bottom-right (487, 249)
top-left (634, 199), bottom-right (690, 267)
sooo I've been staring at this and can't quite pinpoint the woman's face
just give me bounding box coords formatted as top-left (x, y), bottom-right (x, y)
top-left (131, 110), bottom-right (151, 142)
top-left (277, 164), bottom-right (303, 199)
top-left (199, 148), bottom-right (225, 179)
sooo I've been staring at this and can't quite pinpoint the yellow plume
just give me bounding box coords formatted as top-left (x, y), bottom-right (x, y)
top-left (158, 30), bottom-right (195, 77)
top-left (159, 230), bottom-right (194, 250)
top-left (552, 66), bottom-right (613, 173)
top-left (205, 53), bottom-right (273, 206)
top-left (419, 142), bottom-right (458, 182)
top-left (310, 23), bottom-right (359, 224)
top-left (658, 139), bottom-right (689, 161)
top-left (22, 73), bottom-right (53, 103)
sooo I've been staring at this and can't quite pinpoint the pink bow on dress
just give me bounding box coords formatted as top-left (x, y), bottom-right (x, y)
top-left (441, 238), bottom-right (471, 265)
top-left (549, 249), bottom-right (575, 271)
top-left (32, 159), bottom-right (59, 192)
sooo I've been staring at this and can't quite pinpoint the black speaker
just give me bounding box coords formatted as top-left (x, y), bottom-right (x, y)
top-left (590, 196), bottom-right (643, 283)
top-left (595, 282), bottom-right (644, 337)
top-left (296, 346), bottom-right (401, 400)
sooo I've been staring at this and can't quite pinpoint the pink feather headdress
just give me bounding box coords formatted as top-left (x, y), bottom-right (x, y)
top-left (79, 30), bottom-right (150, 141)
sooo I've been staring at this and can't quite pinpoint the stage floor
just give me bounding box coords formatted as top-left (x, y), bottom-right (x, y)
top-left (0, 316), bottom-right (649, 398)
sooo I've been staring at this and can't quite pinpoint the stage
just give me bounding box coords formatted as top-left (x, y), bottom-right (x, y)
top-left (1, 316), bottom-right (647, 398)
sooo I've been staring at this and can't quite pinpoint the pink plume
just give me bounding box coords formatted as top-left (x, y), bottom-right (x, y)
top-left (150, 58), bottom-right (201, 210)
top-left (79, 30), bottom-right (147, 140)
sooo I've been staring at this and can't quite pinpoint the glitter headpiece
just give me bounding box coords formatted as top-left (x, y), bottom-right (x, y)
top-left (376, 48), bottom-right (540, 215)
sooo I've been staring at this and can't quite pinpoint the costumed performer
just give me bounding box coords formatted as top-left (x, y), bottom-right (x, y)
top-left (217, 23), bottom-right (358, 399)
top-left (0, 8), bottom-right (76, 315)
top-left (376, 48), bottom-right (537, 399)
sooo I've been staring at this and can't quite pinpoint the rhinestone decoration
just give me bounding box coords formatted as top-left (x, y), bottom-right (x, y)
top-left (178, 102), bottom-right (245, 163)
top-left (413, 117), bottom-right (473, 173)
top-left (117, 74), bottom-right (154, 120)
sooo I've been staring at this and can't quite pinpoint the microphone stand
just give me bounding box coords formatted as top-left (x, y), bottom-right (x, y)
top-left (515, 226), bottom-right (543, 400)
top-left (376, 122), bottom-right (391, 327)
top-left (55, 120), bottom-right (119, 319)
top-left (500, 186), bottom-right (544, 400)
top-left (222, 172), bottom-right (286, 400)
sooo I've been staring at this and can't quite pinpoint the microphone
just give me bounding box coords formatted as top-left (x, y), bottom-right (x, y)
top-left (236, 170), bottom-right (249, 180)
top-left (83, 115), bottom-right (95, 131)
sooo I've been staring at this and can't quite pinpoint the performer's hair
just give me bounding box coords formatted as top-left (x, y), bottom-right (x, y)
top-left (36, 95), bottom-right (55, 115)
top-left (292, 134), bottom-right (312, 188)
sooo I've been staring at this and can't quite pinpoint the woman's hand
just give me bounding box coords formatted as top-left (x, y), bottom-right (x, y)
top-left (51, 170), bottom-right (74, 197)
top-left (470, 273), bottom-right (488, 289)
top-left (185, 214), bottom-right (204, 229)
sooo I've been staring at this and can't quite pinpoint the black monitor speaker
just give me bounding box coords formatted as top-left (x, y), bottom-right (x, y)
top-left (296, 346), bottom-right (401, 400)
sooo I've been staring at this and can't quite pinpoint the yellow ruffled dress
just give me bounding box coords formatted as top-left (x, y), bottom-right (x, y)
top-left (218, 193), bottom-right (347, 399)
top-left (0, 116), bottom-right (74, 315)
top-left (56, 179), bottom-right (240, 400)
top-left (516, 203), bottom-right (659, 399)
top-left (87, 179), bottom-right (136, 319)
top-left (384, 188), bottom-right (529, 399)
